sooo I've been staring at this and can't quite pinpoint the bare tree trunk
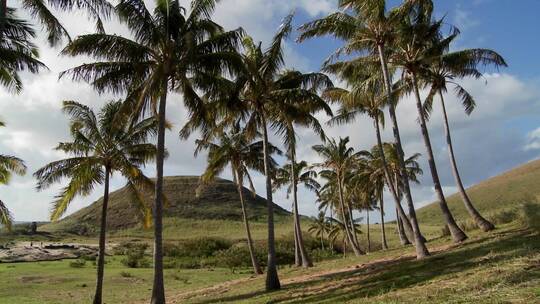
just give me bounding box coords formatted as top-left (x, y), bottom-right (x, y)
top-left (347, 202), bottom-right (360, 248)
top-left (93, 166), bottom-right (110, 304)
top-left (377, 44), bottom-right (429, 259)
top-left (261, 115), bottom-right (281, 291)
top-left (291, 157), bottom-right (313, 267)
top-left (293, 224), bottom-right (301, 266)
top-left (373, 116), bottom-right (415, 244)
top-left (337, 176), bottom-right (364, 256)
top-left (366, 209), bottom-right (371, 253)
top-left (439, 92), bottom-right (494, 232)
top-left (151, 83), bottom-right (167, 304)
top-left (396, 207), bottom-right (411, 245)
top-left (234, 170), bottom-right (263, 275)
top-left (410, 73), bottom-right (467, 243)
top-left (379, 195), bottom-right (388, 250)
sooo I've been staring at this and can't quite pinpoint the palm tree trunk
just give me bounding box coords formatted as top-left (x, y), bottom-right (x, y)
top-left (410, 73), bottom-right (467, 243)
top-left (93, 166), bottom-right (110, 304)
top-left (366, 209), bottom-right (370, 253)
top-left (439, 92), bottom-right (494, 232)
top-left (290, 156), bottom-right (313, 267)
top-left (347, 201), bottom-right (360, 248)
top-left (377, 44), bottom-right (429, 259)
top-left (379, 195), bottom-right (388, 250)
top-left (396, 207), bottom-right (411, 245)
top-left (336, 175), bottom-right (363, 256)
top-left (234, 169), bottom-right (263, 275)
top-left (260, 114), bottom-right (281, 291)
top-left (374, 118), bottom-right (415, 242)
top-left (293, 224), bottom-right (301, 266)
top-left (151, 83), bottom-right (167, 304)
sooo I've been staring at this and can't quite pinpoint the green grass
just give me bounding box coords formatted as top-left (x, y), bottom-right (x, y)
top-left (181, 224), bottom-right (540, 304)
top-left (416, 158), bottom-right (540, 226)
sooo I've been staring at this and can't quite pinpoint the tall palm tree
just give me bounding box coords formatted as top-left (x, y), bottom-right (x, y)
top-left (308, 211), bottom-right (331, 250)
top-left (0, 120), bottom-right (26, 230)
top-left (275, 159), bottom-right (321, 267)
top-left (0, 8), bottom-right (46, 92)
top-left (421, 43), bottom-right (506, 232)
top-left (390, 5), bottom-right (468, 243)
top-left (34, 101), bottom-right (157, 304)
top-left (181, 14), bottom-right (332, 290)
top-left (60, 1), bottom-right (240, 300)
top-left (195, 122), bottom-right (281, 275)
top-left (270, 69), bottom-right (332, 268)
top-left (312, 137), bottom-right (364, 256)
top-left (299, 0), bottom-right (430, 259)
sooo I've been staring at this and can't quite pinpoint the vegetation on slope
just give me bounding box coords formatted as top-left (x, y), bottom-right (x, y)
top-left (416, 158), bottom-right (540, 226)
top-left (41, 176), bottom-right (289, 235)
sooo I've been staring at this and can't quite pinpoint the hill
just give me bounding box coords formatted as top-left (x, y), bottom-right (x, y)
top-left (41, 176), bottom-right (289, 235)
top-left (416, 158), bottom-right (540, 226)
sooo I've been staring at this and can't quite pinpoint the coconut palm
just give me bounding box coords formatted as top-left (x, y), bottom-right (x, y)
top-left (1, 0), bottom-right (112, 47)
top-left (420, 43), bottom-right (506, 232)
top-left (195, 122), bottom-right (281, 275)
top-left (389, 5), bottom-right (469, 243)
top-left (275, 159), bottom-right (322, 267)
top-left (299, 0), bottom-right (430, 259)
top-left (312, 137), bottom-right (364, 256)
top-left (60, 0), bottom-right (241, 300)
top-left (308, 211), bottom-right (331, 250)
top-left (34, 100), bottom-right (157, 304)
top-left (0, 120), bottom-right (27, 230)
top-left (327, 216), bottom-right (362, 257)
top-left (0, 8), bottom-right (46, 92)
top-left (181, 14), bottom-right (333, 290)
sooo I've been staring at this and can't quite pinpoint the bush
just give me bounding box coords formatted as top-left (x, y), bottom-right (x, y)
top-left (69, 259), bottom-right (86, 268)
top-left (164, 238), bottom-right (232, 258)
top-left (214, 246), bottom-right (252, 273)
top-left (121, 243), bottom-right (150, 268)
top-left (310, 248), bottom-right (339, 262)
top-left (518, 202), bottom-right (540, 232)
top-left (120, 271), bottom-right (133, 278)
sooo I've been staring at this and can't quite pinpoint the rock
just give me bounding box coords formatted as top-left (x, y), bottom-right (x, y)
top-left (0, 242), bottom-right (99, 263)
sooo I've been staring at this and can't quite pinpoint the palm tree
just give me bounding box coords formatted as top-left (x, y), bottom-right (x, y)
top-left (181, 14), bottom-right (332, 290)
top-left (389, 4), bottom-right (468, 243)
top-left (270, 69), bottom-right (332, 268)
top-left (195, 122), bottom-right (281, 275)
top-left (421, 42), bottom-right (506, 232)
top-left (0, 120), bottom-right (26, 230)
top-left (60, 1), bottom-right (240, 300)
top-left (0, 8), bottom-right (46, 92)
top-left (299, 0), bottom-right (430, 259)
top-left (308, 211), bottom-right (331, 250)
top-left (275, 159), bottom-right (321, 267)
top-left (34, 101), bottom-right (157, 304)
top-left (312, 137), bottom-right (364, 256)
top-left (327, 216), bottom-right (362, 257)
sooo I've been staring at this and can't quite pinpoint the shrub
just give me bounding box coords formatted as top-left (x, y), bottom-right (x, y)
top-left (69, 259), bottom-right (86, 268)
top-left (518, 202), bottom-right (540, 232)
top-left (121, 243), bottom-right (150, 268)
top-left (120, 271), bottom-right (133, 278)
top-left (214, 246), bottom-right (251, 273)
top-left (310, 248), bottom-right (338, 262)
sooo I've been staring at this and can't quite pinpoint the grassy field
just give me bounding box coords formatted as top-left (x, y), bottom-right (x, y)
top-left (416, 158), bottom-right (540, 226)
top-left (0, 223), bottom-right (538, 304)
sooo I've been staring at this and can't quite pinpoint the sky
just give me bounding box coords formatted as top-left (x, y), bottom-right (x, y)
top-left (1, 0), bottom-right (540, 223)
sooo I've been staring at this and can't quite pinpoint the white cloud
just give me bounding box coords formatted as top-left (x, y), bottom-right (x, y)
top-left (525, 127), bottom-right (540, 151)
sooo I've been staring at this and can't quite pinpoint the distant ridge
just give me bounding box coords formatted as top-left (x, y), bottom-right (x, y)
top-left (41, 176), bottom-right (288, 235)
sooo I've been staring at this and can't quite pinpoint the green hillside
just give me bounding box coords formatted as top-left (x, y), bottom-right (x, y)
top-left (41, 176), bottom-right (289, 236)
top-left (416, 158), bottom-right (540, 226)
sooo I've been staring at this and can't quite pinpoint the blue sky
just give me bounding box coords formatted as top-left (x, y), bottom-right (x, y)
top-left (1, 0), bottom-right (540, 222)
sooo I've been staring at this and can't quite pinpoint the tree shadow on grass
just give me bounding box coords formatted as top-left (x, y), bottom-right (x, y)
top-left (193, 228), bottom-right (540, 304)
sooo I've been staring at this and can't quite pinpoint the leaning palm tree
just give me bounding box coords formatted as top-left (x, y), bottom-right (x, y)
top-left (389, 6), bottom-right (468, 243)
top-left (0, 120), bottom-right (27, 230)
top-left (60, 0), bottom-right (241, 300)
top-left (195, 122), bottom-right (281, 275)
top-left (0, 8), bottom-right (46, 92)
top-left (274, 159), bottom-right (321, 267)
top-left (181, 14), bottom-right (332, 290)
top-left (34, 101), bottom-right (157, 304)
top-left (299, 0), bottom-right (430, 259)
top-left (312, 137), bottom-right (364, 256)
top-left (420, 41), bottom-right (506, 232)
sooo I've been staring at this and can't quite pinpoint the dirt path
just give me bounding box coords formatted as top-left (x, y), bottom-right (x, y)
top-left (167, 242), bottom-right (460, 303)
